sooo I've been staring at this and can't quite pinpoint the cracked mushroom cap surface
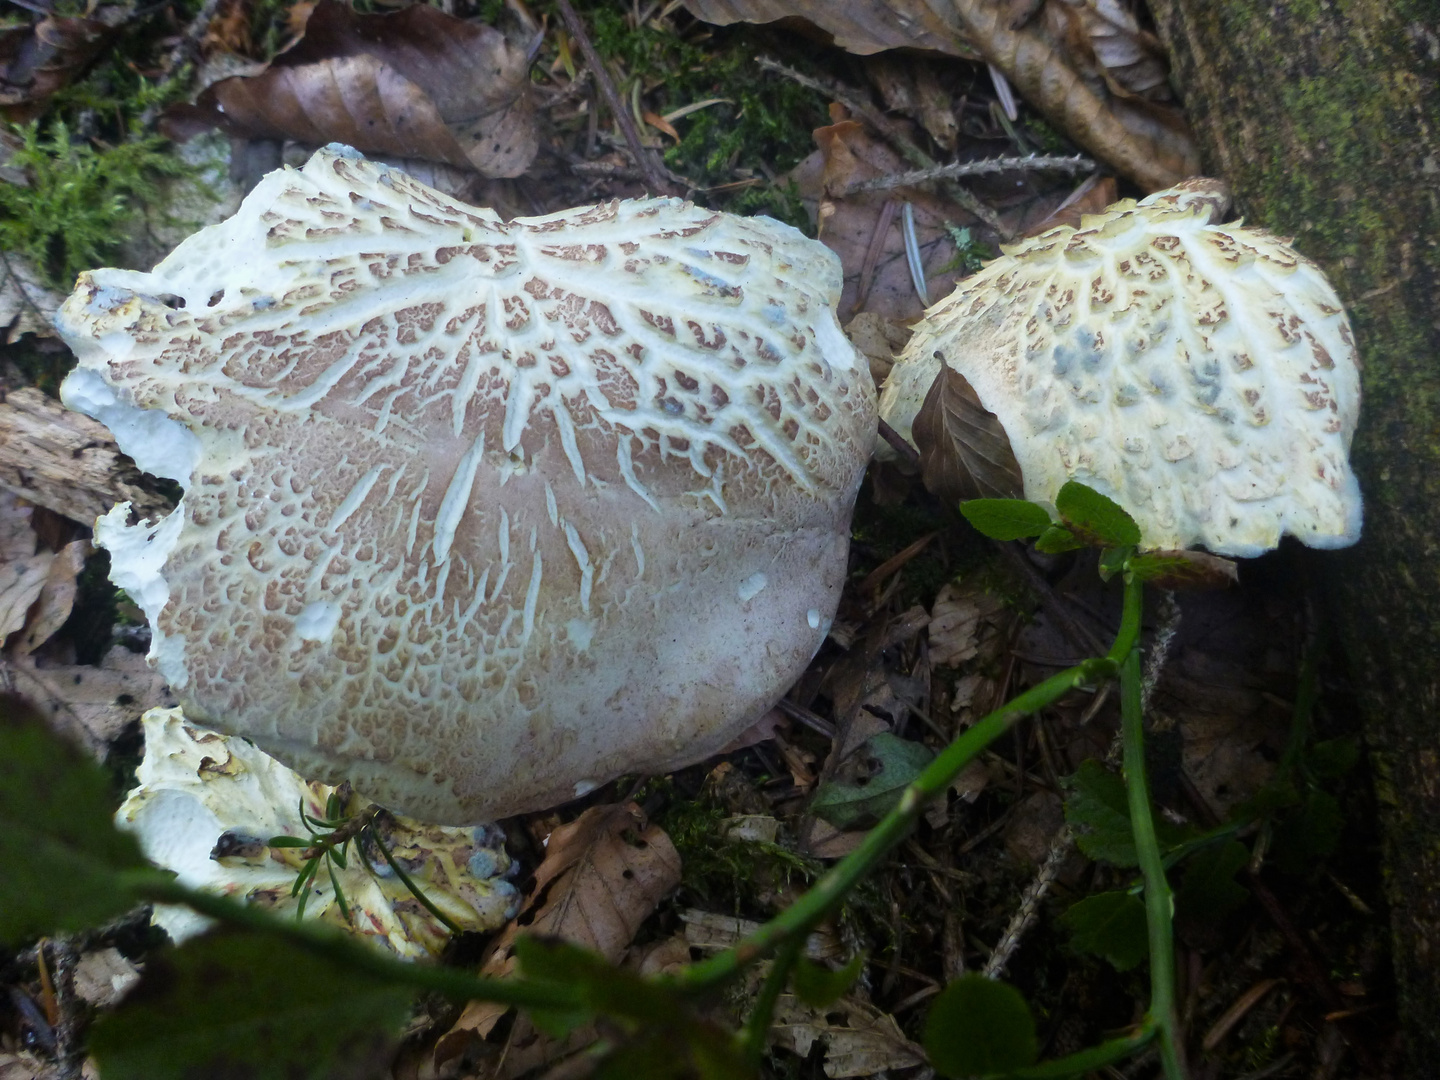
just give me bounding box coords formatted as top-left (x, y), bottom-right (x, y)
top-left (878, 179), bottom-right (1362, 557)
top-left (57, 146), bottom-right (875, 824)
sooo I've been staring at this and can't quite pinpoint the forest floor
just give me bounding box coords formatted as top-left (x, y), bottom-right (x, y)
top-left (0, 1), bottom-right (1402, 1078)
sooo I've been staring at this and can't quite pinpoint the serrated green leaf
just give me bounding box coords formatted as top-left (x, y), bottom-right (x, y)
top-left (1063, 760), bottom-right (1192, 867)
top-left (923, 975), bottom-right (1038, 1077)
top-left (1175, 841), bottom-right (1250, 925)
top-left (811, 733), bottom-right (933, 829)
top-left (959, 499), bottom-right (1053, 541)
top-left (1061, 892), bottom-right (1149, 971)
top-left (792, 953), bottom-right (865, 1008)
top-left (1054, 481), bottom-right (1141, 548)
top-left (1033, 524), bottom-right (1084, 554)
top-left (0, 695), bottom-right (153, 944)
top-left (89, 928), bottom-right (412, 1080)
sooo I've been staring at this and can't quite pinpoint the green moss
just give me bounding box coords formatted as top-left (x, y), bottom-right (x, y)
top-left (0, 121), bottom-right (199, 290)
top-left (540, 2), bottom-right (830, 220)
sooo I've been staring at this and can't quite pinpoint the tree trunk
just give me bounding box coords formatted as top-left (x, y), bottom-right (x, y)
top-left (1145, 1), bottom-right (1440, 1070)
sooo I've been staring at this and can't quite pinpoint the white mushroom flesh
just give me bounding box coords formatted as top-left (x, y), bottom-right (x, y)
top-left (59, 146), bottom-right (875, 823)
top-left (878, 181), bottom-right (1362, 557)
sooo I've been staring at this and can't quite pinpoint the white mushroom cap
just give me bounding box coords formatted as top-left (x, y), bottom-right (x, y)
top-left (878, 179), bottom-right (1362, 557)
top-left (117, 707), bottom-right (517, 955)
top-left (58, 146), bottom-right (875, 823)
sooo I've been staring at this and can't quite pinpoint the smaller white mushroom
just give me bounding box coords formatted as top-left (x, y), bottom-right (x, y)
top-left (117, 708), bottom-right (518, 957)
top-left (878, 179), bottom-right (1362, 557)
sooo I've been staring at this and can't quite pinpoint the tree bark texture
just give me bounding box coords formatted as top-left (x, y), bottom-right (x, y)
top-left (1146, 0), bottom-right (1440, 1070)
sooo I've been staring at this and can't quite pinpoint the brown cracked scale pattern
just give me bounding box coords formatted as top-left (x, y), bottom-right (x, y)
top-left (58, 148), bottom-right (876, 823)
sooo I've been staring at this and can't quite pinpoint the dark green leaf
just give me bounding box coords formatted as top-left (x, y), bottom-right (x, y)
top-left (1127, 550), bottom-right (1238, 591)
top-left (1061, 892), bottom-right (1149, 971)
top-left (923, 975), bottom-right (1038, 1077)
top-left (1063, 760), bottom-right (1191, 867)
top-left (792, 953), bottom-right (865, 1008)
top-left (89, 927), bottom-right (412, 1080)
top-left (1033, 524), bottom-right (1084, 554)
top-left (1054, 481), bottom-right (1141, 548)
top-left (267, 835), bottom-right (313, 848)
top-left (1309, 738), bottom-right (1359, 781)
top-left (811, 733), bottom-right (933, 829)
top-left (1175, 841), bottom-right (1249, 925)
top-left (0, 695), bottom-right (152, 944)
top-left (959, 499), bottom-right (1052, 541)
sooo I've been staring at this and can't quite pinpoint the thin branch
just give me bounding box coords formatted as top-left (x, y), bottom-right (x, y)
top-left (756, 56), bottom-right (1009, 237)
top-left (554, 0), bottom-right (676, 197)
top-left (850, 154), bottom-right (1098, 194)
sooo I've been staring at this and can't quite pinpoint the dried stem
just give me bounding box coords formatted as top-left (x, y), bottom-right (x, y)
top-left (554, 0), bottom-right (676, 196)
top-left (755, 56), bottom-right (1009, 237)
top-left (850, 154), bottom-right (1097, 194)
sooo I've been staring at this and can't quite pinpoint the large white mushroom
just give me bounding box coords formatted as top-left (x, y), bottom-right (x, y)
top-left (57, 146), bottom-right (876, 824)
top-left (878, 179), bottom-right (1362, 557)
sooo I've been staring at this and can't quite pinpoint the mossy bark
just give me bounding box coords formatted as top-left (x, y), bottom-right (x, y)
top-left (1146, 0), bottom-right (1440, 1068)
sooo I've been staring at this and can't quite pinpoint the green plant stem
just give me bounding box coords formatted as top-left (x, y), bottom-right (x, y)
top-left (678, 593), bottom-right (1144, 993)
top-left (123, 872), bottom-right (581, 1012)
top-left (739, 937), bottom-right (803, 1061)
top-left (1117, 573), bottom-right (1187, 1080)
top-left (1008, 1022), bottom-right (1155, 1078)
top-left (366, 817), bottom-right (465, 935)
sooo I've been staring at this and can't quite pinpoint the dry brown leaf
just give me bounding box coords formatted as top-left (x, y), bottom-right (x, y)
top-left (912, 361), bottom-right (1025, 504)
top-left (0, 551), bottom-right (49, 644)
top-left (681, 0), bottom-right (981, 58)
top-left (14, 539), bottom-right (87, 656)
top-left (693, 0), bottom-right (1196, 191)
top-left (201, 0), bottom-right (255, 58)
top-left (1, 645), bottom-right (177, 757)
top-left (72, 948), bottom-right (141, 1010)
top-left (437, 802), bottom-right (680, 1059)
top-left (843, 311), bottom-right (911, 389)
top-left (174, 0), bottom-right (538, 177)
top-left (0, 255), bottom-right (62, 343)
top-left (0, 489), bottom-right (35, 562)
top-left (790, 121), bottom-right (980, 323)
top-left (770, 993), bottom-right (926, 1077)
top-left (928, 581), bottom-right (1008, 668)
top-left (950, 0), bottom-right (1197, 191)
top-left (1025, 172), bottom-right (1118, 234)
top-left (0, 14), bottom-right (115, 120)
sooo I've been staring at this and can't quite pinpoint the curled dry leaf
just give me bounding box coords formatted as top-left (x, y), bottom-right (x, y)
top-left (949, 0), bottom-right (1198, 191)
top-left (174, 0), bottom-right (538, 177)
top-left (0, 14), bottom-right (115, 120)
top-left (438, 803), bottom-right (680, 1058)
top-left (912, 361), bottom-right (1024, 503)
top-left (13, 538), bottom-right (87, 656)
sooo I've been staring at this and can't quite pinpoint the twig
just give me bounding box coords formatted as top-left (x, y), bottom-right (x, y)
top-left (756, 56), bottom-right (1009, 238)
top-left (876, 418), bottom-right (920, 469)
top-left (984, 823), bottom-right (1072, 979)
top-left (850, 154), bottom-right (1097, 194)
top-left (554, 0), bottom-right (675, 197)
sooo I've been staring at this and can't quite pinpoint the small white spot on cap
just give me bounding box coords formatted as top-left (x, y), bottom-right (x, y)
top-left (295, 601), bottom-right (341, 643)
top-left (566, 618), bottom-right (595, 651)
top-left (807, 608), bottom-right (821, 629)
top-left (738, 572), bottom-right (768, 603)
